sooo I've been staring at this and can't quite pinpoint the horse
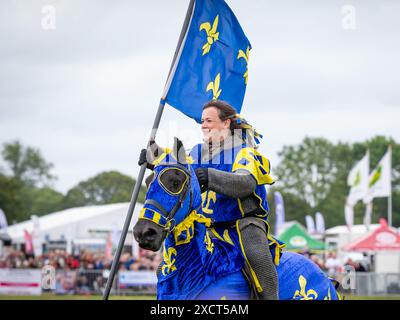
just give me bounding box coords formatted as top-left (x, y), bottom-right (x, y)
top-left (133, 138), bottom-right (340, 300)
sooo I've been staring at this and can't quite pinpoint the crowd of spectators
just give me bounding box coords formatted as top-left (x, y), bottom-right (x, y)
top-left (299, 250), bottom-right (371, 278)
top-left (0, 247), bottom-right (161, 295)
top-left (1, 246), bottom-right (370, 276)
top-left (0, 247), bottom-right (161, 272)
top-left (1, 245), bottom-right (372, 295)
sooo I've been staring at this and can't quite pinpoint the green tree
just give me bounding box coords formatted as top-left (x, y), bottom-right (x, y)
top-left (1, 140), bottom-right (55, 187)
top-left (0, 174), bottom-right (27, 223)
top-left (272, 136), bottom-right (399, 228)
top-left (62, 171), bottom-right (146, 208)
top-left (0, 142), bottom-right (150, 223)
top-left (274, 137), bottom-right (338, 208)
top-left (28, 187), bottom-right (64, 216)
top-left (62, 188), bottom-right (87, 209)
top-left (0, 175), bottom-right (64, 223)
top-left (0, 141), bottom-right (62, 223)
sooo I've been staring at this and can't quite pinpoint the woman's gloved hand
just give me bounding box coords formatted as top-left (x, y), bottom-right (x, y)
top-left (195, 168), bottom-right (209, 193)
top-left (138, 149), bottom-right (155, 170)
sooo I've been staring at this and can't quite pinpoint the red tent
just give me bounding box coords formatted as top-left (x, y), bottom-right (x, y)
top-left (343, 219), bottom-right (400, 251)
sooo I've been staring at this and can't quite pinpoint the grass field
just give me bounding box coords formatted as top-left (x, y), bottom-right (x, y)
top-left (1, 294), bottom-right (400, 300)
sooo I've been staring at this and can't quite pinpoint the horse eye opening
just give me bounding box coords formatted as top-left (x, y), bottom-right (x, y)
top-left (159, 168), bottom-right (188, 195)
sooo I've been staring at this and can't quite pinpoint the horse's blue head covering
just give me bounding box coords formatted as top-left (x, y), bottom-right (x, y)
top-left (139, 148), bottom-right (202, 231)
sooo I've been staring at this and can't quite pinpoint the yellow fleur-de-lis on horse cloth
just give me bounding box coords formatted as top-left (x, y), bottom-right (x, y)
top-left (206, 73), bottom-right (222, 100)
top-left (237, 46), bottom-right (250, 85)
top-left (293, 275), bottom-right (318, 300)
top-left (204, 231), bottom-right (214, 254)
top-left (162, 247), bottom-right (177, 276)
top-left (200, 15), bottom-right (219, 55)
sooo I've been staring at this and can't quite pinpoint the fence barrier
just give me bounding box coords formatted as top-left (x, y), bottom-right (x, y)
top-left (1, 269), bottom-right (400, 297)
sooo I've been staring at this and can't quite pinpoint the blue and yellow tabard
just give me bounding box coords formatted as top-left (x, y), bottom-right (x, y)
top-left (190, 143), bottom-right (274, 223)
top-left (190, 142), bottom-right (285, 294)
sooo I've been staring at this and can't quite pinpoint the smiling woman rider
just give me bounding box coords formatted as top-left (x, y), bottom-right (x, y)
top-left (138, 100), bottom-right (281, 300)
top-left (187, 100), bottom-right (280, 300)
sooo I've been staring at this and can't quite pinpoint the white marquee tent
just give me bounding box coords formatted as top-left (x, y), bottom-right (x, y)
top-left (324, 224), bottom-right (381, 264)
top-left (3, 202), bottom-right (143, 249)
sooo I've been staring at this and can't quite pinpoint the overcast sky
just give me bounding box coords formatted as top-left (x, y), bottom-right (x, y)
top-left (0, 0), bottom-right (399, 193)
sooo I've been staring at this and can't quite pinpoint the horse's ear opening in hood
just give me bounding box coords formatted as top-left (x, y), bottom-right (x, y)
top-left (145, 172), bottom-right (155, 188)
top-left (146, 139), bottom-right (166, 164)
top-left (172, 137), bottom-right (187, 165)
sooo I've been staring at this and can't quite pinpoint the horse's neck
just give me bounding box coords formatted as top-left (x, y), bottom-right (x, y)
top-left (163, 215), bottom-right (208, 270)
top-left (163, 185), bottom-right (207, 264)
top-left (161, 186), bottom-right (210, 276)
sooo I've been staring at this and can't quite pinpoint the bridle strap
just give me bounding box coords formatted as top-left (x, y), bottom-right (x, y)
top-left (145, 199), bottom-right (170, 218)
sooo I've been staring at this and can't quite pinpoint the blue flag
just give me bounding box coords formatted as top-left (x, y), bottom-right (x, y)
top-left (165, 0), bottom-right (252, 123)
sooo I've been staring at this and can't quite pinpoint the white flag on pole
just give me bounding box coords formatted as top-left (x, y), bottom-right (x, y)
top-left (347, 152), bottom-right (370, 205)
top-left (345, 152), bottom-right (369, 228)
top-left (305, 215), bottom-right (316, 234)
top-left (315, 212), bottom-right (325, 234)
top-left (364, 147), bottom-right (391, 203)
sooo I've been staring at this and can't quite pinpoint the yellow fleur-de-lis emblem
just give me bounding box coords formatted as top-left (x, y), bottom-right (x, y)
top-left (162, 247), bottom-right (177, 276)
top-left (206, 73), bottom-right (222, 100)
top-left (199, 15), bottom-right (219, 55)
top-left (204, 231), bottom-right (214, 254)
top-left (237, 46), bottom-right (250, 85)
top-left (202, 190), bottom-right (217, 214)
top-left (222, 229), bottom-right (234, 245)
top-left (293, 275), bottom-right (318, 300)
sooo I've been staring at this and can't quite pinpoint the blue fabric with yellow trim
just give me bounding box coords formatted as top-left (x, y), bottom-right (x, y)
top-left (189, 143), bottom-right (284, 265)
top-left (194, 249), bottom-right (340, 300)
top-left (276, 251), bottom-right (339, 300)
top-left (190, 143), bottom-right (274, 223)
top-left (141, 152), bottom-right (339, 300)
top-left (139, 207), bottom-right (170, 229)
top-left (157, 221), bottom-right (246, 300)
top-left (142, 153), bottom-right (246, 299)
top-left (143, 160), bottom-right (198, 228)
top-left (195, 270), bottom-right (250, 300)
top-left (211, 225), bottom-right (285, 267)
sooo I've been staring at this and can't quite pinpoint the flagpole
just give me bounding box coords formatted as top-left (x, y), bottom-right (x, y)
top-left (102, 0), bottom-right (195, 300)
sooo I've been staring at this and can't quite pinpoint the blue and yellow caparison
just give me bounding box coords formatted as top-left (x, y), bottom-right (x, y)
top-left (140, 151), bottom-right (245, 299)
top-left (137, 148), bottom-right (341, 300)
